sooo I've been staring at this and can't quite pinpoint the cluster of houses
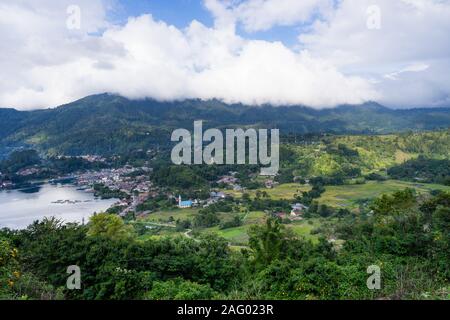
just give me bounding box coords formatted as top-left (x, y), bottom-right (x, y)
top-left (73, 166), bottom-right (157, 217)
top-left (264, 179), bottom-right (279, 189)
top-left (16, 167), bottom-right (42, 176)
top-left (79, 155), bottom-right (107, 163)
top-left (274, 203), bottom-right (309, 221)
top-left (177, 191), bottom-right (228, 209)
top-left (216, 174), bottom-right (243, 191)
top-left (291, 203), bottom-right (309, 216)
top-left (76, 166), bottom-right (153, 196)
top-left (73, 165), bottom-right (233, 216)
top-left (0, 179), bottom-right (13, 189)
top-left (216, 174), bottom-right (280, 191)
top-left (55, 154), bottom-right (107, 163)
top-left (0, 171), bottom-right (13, 189)
top-left (119, 192), bottom-right (156, 217)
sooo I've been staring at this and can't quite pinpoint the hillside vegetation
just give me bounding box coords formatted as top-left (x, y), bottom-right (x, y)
top-left (1, 190), bottom-right (449, 300)
top-left (280, 130), bottom-right (450, 180)
top-left (1, 94), bottom-right (450, 157)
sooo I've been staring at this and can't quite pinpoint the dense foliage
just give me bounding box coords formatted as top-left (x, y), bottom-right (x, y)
top-left (93, 184), bottom-right (129, 200)
top-left (0, 150), bottom-right (41, 173)
top-left (1, 190), bottom-right (448, 300)
top-left (388, 157), bottom-right (450, 185)
top-left (1, 94), bottom-right (450, 157)
top-left (279, 130), bottom-right (450, 182)
top-left (0, 151), bottom-right (108, 184)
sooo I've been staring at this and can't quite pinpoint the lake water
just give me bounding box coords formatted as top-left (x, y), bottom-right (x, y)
top-left (0, 183), bottom-right (117, 230)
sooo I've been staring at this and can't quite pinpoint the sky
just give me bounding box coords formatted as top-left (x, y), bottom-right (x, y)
top-left (1, 0), bottom-right (450, 110)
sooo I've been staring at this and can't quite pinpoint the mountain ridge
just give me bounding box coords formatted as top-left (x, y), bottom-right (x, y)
top-left (1, 94), bottom-right (450, 157)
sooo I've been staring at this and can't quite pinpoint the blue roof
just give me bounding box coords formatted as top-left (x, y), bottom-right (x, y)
top-left (180, 200), bottom-right (192, 206)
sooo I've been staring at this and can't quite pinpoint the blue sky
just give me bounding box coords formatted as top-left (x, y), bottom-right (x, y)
top-left (108, 0), bottom-right (301, 47)
top-left (109, 0), bottom-right (214, 28)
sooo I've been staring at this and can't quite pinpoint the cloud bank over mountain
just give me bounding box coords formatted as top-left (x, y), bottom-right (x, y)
top-left (1, 0), bottom-right (449, 110)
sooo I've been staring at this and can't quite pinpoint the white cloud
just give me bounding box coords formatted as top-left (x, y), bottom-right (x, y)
top-left (0, 1), bottom-right (378, 110)
top-left (188, 41), bottom-right (377, 106)
top-left (0, 0), bottom-right (449, 109)
top-left (0, 0), bottom-right (114, 108)
top-left (204, 0), bottom-right (334, 32)
top-left (299, 0), bottom-right (450, 107)
top-left (384, 63), bottom-right (429, 80)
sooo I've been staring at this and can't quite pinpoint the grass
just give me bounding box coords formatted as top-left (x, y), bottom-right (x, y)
top-left (225, 183), bottom-right (311, 200)
top-left (200, 211), bottom-right (266, 245)
top-left (142, 208), bottom-right (199, 223)
top-left (242, 211), bottom-right (266, 224)
top-left (215, 225), bottom-right (252, 245)
top-left (137, 229), bottom-right (177, 241)
top-left (395, 150), bottom-right (416, 163)
top-left (199, 225), bottom-right (251, 245)
top-left (285, 218), bottom-right (325, 244)
top-left (199, 212), bottom-right (323, 246)
top-left (200, 216), bottom-right (323, 246)
top-left (136, 179), bottom-right (450, 245)
top-left (318, 180), bottom-right (450, 209)
top-left (26, 133), bottom-right (48, 144)
top-left (135, 225), bottom-right (183, 241)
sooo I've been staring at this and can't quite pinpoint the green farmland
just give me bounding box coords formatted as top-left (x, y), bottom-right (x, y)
top-left (318, 180), bottom-right (450, 209)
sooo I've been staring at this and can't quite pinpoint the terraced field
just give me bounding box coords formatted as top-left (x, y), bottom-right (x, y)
top-left (318, 180), bottom-right (450, 209)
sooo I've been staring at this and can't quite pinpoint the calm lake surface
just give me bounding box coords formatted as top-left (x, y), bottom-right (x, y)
top-left (0, 183), bottom-right (117, 230)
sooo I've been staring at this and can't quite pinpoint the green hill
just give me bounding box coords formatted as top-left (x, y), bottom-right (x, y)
top-left (1, 94), bottom-right (450, 157)
top-left (279, 131), bottom-right (450, 179)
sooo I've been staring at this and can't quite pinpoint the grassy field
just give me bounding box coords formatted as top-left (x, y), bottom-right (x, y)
top-left (199, 211), bottom-right (266, 245)
top-left (135, 179), bottom-right (450, 245)
top-left (137, 209), bottom-right (265, 245)
top-left (286, 219), bottom-right (323, 244)
top-left (199, 212), bottom-right (323, 245)
top-left (202, 225), bottom-right (252, 245)
top-left (318, 180), bottom-right (450, 209)
top-left (242, 211), bottom-right (266, 224)
top-left (225, 183), bottom-right (311, 200)
top-left (141, 208), bottom-right (199, 223)
top-left (136, 228), bottom-right (181, 241)
top-left (226, 180), bottom-right (450, 210)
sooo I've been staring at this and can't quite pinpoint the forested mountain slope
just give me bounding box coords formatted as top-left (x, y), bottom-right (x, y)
top-left (1, 94), bottom-right (450, 157)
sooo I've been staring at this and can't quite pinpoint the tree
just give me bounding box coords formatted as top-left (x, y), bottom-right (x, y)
top-left (248, 218), bottom-right (293, 267)
top-left (370, 188), bottom-right (416, 215)
top-left (0, 238), bottom-right (20, 299)
top-left (0, 149), bottom-right (41, 173)
top-left (87, 213), bottom-right (135, 241)
top-left (318, 204), bottom-right (334, 217)
top-left (193, 210), bottom-right (220, 228)
top-left (144, 278), bottom-right (216, 300)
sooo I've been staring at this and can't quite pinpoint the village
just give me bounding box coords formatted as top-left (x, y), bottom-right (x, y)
top-left (71, 164), bottom-right (309, 222)
top-left (1, 152), bottom-right (310, 223)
